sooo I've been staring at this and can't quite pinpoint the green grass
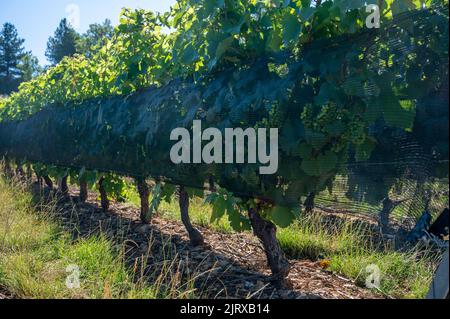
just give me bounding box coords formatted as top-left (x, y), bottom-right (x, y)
top-left (126, 184), bottom-right (234, 234)
top-left (0, 177), bottom-right (197, 299)
top-left (277, 214), bottom-right (363, 261)
top-left (328, 250), bottom-right (436, 299)
top-left (126, 184), bottom-right (438, 299)
top-left (1, 175), bottom-right (439, 299)
top-left (277, 214), bottom-right (439, 299)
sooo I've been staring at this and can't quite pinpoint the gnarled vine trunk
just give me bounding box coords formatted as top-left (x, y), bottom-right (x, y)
top-left (43, 175), bottom-right (53, 189)
top-left (79, 180), bottom-right (88, 203)
top-left (57, 175), bottom-right (69, 195)
top-left (16, 164), bottom-right (25, 180)
top-left (3, 158), bottom-right (13, 178)
top-left (178, 186), bottom-right (204, 246)
top-left (379, 197), bottom-right (408, 234)
top-left (248, 207), bottom-right (290, 287)
top-left (208, 175), bottom-right (216, 192)
top-left (98, 177), bottom-right (109, 212)
top-left (379, 197), bottom-right (394, 234)
top-left (137, 178), bottom-right (151, 223)
top-left (37, 177), bottom-right (44, 189)
top-left (304, 192), bottom-right (315, 214)
top-left (26, 164), bottom-right (32, 181)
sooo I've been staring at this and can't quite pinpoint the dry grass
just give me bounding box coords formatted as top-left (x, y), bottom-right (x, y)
top-left (128, 184), bottom-right (439, 299)
top-left (277, 213), bottom-right (440, 299)
top-left (0, 175), bottom-right (198, 299)
top-left (0, 169), bottom-right (441, 299)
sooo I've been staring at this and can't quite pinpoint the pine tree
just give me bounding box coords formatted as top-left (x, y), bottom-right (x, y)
top-left (18, 52), bottom-right (42, 82)
top-left (45, 18), bottom-right (79, 65)
top-left (77, 19), bottom-right (114, 58)
top-left (0, 23), bottom-right (25, 94)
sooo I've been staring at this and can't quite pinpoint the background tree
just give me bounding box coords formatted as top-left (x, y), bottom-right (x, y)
top-left (0, 23), bottom-right (25, 94)
top-left (45, 19), bottom-right (79, 65)
top-left (76, 19), bottom-right (114, 58)
top-left (18, 52), bottom-right (42, 82)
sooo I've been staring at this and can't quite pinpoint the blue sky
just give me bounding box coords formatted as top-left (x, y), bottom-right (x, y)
top-left (0, 0), bottom-right (176, 65)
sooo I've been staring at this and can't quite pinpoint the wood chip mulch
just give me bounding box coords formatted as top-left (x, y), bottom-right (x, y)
top-left (32, 186), bottom-right (383, 300)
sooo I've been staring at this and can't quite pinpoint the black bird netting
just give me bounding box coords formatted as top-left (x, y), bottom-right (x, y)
top-left (0, 6), bottom-right (448, 226)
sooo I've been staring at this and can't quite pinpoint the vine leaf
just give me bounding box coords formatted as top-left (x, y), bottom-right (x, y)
top-left (355, 138), bottom-right (376, 162)
top-left (282, 11), bottom-right (302, 45)
top-left (301, 151), bottom-right (338, 176)
top-left (382, 95), bottom-right (416, 130)
top-left (268, 206), bottom-right (298, 228)
top-left (150, 182), bottom-right (162, 216)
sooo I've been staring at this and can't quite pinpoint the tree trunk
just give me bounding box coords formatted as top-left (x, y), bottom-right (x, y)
top-left (16, 164), bottom-right (25, 180)
top-left (33, 168), bottom-right (40, 183)
top-left (137, 178), bottom-right (151, 223)
top-left (379, 197), bottom-right (407, 234)
top-left (98, 177), bottom-right (109, 212)
top-left (3, 158), bottom-right (13, 178)
top-left (248, 207), bottom-right (290, 286)
top-left (304, 192), bottom-right (315, 214)
top-left (429, 208), bottom-right (449, 239)
top-left (26, 164), bottom-right (32, 181)
top-left (79, 180), bottom-right (88, 203)
top-left (38, 177), bottom-right (44, 189)
top-left (43, 175), bottom-right (53, 189)
top-left (178, 186), bottom-right (204, 246)
top-left (57, 175), bottom-right (69, 195)
top-left (208, 175), bottom-right (216, 192)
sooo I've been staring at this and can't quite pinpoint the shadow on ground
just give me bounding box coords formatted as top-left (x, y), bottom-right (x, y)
top-left (30, 183), bottom-right (321, 299)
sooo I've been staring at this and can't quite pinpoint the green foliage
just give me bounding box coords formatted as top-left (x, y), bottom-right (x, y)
top-left (266, 205), bottom-right (300, 228)
top-left (0, 23), bottom-right (26, 94)
top-left (45, 19), bottom-right (79, 65)
top-left (205, 188), bottom-right (251, 231)
top-left (101, 174), bottom-right (127, 202)
top-left (282, 10), bottom-right (302, 45)
top-left (18, 52), bottom-right (42, 82)
top-left (0, 177), bottom-right (197, 299)
top-left (277, 213), bottom-right (438, 298)
top-left (0, 0), bottom-right (448, 230)
top-left (150, 183), bottom-right (163, 216)
top-left (76, 19), bottom-right (114, 58)
top-left (78, 167), bottom-right (98, 187)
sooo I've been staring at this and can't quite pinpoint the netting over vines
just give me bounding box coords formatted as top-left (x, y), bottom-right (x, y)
top-left (0, 1), bottom-right (448, 228)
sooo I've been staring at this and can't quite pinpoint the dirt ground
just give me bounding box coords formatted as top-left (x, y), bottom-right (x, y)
top-left (28, 185), bottom-right (382, 299)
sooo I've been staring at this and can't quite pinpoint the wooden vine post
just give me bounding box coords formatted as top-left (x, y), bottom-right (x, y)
top-left (15, 163), bottom-right (25, 180)
top-left (25, 164), bottom-right (32, 181)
